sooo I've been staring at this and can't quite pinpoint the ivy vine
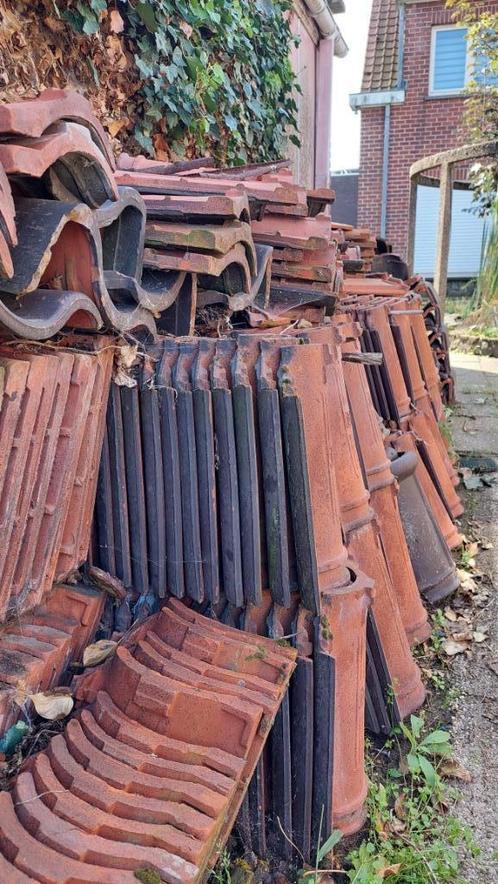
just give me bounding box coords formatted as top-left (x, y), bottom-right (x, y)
top-left (62, 0), bottom-right (301, 164)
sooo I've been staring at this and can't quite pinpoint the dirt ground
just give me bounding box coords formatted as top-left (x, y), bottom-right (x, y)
top-left (445, 352), bottom-right (498, 881)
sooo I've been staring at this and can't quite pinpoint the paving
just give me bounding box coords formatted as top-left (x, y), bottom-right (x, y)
top-left (447, 351), bottom-right (498, 881)
top-left (448, 351), bottom-right (498, 461)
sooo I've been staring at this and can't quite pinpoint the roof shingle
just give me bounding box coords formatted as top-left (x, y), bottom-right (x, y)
top-left (362, 0), bottom-right (400, 91)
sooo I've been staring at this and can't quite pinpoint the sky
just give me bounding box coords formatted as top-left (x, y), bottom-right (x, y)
top-left (330, 0), bottom-right (373, 172)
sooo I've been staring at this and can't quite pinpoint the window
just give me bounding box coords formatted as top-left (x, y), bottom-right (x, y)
top-left (430, 26), bottom-right (468, 95)
top-left (430, 25), bottom-right (498, 96)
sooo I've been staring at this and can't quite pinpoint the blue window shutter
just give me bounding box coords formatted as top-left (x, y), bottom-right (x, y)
top-left (433, 28), bottom-right (467, 92)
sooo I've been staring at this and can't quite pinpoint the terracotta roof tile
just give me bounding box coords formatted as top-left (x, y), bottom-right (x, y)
top-left (362, 0), bottom-right (400, 92)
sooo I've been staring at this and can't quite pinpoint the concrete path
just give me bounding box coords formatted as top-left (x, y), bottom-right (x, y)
top-left (447, 352), bottom-right (498, 881)
top-left (449, 352), bottom-right (498, 460)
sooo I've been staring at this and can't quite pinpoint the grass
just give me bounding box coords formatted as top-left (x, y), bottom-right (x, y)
top-left (210, 711), bottom-right (478, 884)
top-left (341, 717), bottom-right (479, 883)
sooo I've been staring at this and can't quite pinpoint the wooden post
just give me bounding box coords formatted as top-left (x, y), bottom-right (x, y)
top-left (407, 174), bottom-right (418, 274)
top-left (433, 162), bottom-right (453, 313)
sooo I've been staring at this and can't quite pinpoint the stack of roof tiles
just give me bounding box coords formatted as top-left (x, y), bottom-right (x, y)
top-left (0, 88), bottom-right (464, 882)
top-left (0, 90), bottom-right (274, 340)
top-left (0, 338), bottom-right (113, 621)
top-left (0, 599), bottom-right (295, 882)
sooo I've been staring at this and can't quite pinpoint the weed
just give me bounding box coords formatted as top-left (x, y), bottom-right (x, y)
top-left (210, 850), bottom-right (232, 884)
top-left (343, 716), bottom-right (478, 882)
top-left (438, 420), bottom-right (458, 464)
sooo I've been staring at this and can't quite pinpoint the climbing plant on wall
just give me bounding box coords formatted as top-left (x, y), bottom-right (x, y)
top-left (59, 0), bottom-right (300, 164)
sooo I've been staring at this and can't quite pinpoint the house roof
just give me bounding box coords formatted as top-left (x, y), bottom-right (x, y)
top-left (362, 0), bottom-right (400, 91)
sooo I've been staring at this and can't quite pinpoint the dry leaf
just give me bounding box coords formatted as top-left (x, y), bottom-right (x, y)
top-left (472, 631), bottom-right (487, 643)
top-left (444, 607), bottom-right (458, 622)
top-left (480, 540), bottom-right (494, 550)
top-left (457, 570), bottom-right (477, 593)
top-left (394, 794), bottom-right (407, 821)
top-left (440, 759), bottom-right (472, 783)
top-left (453, 630), bottom-right (473, 642)
top-left (386, 816), bottom-right (406, 835)
top-left (83, 640), bottom-right (117, 668)
top-left (442, 638), bottom-right (471, 656)
top-left (44, 15), bottom-right (66, 34)
top-left (107, 118), bottom-right (129, 137)
top-left (88, 566), bottom-right (126, 600)
top-left (113, 343), bottom-right (138, 386)
top-left (109, 9), bottom-right (124, 33)
top-left (379, 864), bottom-right (402, 879)
top-left (30, 691), bottom-right (73, 720)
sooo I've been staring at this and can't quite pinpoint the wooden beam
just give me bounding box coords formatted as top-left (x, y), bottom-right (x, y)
top-left (433, 162), bottom-right (453, 313)
top-left (407, 174), bottom-right (418, 275)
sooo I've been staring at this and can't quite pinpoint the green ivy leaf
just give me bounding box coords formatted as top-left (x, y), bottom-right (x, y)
top-left (165, 63), bottom-right (179, 83)
top-left (89, 0), bottom-right (106, 13)
top-left (136, 2), bottom-right (158, 33)
top-left (224, 113), bottom-right (238, 131)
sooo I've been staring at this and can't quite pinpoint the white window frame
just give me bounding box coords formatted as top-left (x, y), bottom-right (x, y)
top-left (429, 24), bottom-right (471, 98)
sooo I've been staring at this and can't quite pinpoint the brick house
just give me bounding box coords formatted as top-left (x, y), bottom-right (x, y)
top-left (350, 0), bottom-right (497, 279)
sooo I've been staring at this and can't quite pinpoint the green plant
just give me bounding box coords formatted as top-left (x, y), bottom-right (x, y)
top-left (398, 715), bottom-right (451, 787)
top-left (475, 206), bottom-right (498, 312)
top-left (210, 849), bottom-right (232, 884)
top-left (297, 810), bottom-right (343, 884)
top-left (344, 716), bottom-right (478, 882)
top-left (62, 0), bottom-right (300, 164)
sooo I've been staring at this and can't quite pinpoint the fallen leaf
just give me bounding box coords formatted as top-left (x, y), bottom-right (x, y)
top-left (444, 607), bottom-right (458, 622)
top-left (480, 540), bottom-right (494, 550)
top-left (457, 570), bottom-right (477, 593)
top-left (442, 638), bottom-right (471, 656)
top-left (386, 816), bottom-right (406, 835)
top-left (439, 759), bottom-right (473, 783)
top-left (44, 15), bottom-right (65, 33)
top-left (452, 630), bottom-right (473, 642)
top-left (467, 542), bottom-right (479, 557)
top-left (83, 640), bottom-right (117, 667)
top-left (472, 631), bottom-right (487, 643)
top-left (113, 343), bottom-right (138, 386)
top-left (379, 864), bottom-right (402, 879)
top-left (394, 794), bottom-right (407, 821)
top-left (30, 691), bottom-right (73, 721)
top-left (88, 566), bottom-right (126, 600)
top-left (109, 9), bottom-right (124, 32)
top-left (107, 118), bottom-right (129, 137)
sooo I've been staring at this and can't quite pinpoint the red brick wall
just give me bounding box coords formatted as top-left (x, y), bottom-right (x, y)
top-left (358, 0), bottom-right (498, 257)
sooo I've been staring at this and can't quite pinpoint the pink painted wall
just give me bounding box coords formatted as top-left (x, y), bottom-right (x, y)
top-left (289, 11), bottom-right (317, 188)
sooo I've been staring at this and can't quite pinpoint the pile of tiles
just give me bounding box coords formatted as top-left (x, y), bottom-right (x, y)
top-left (0, 90), bottom-right (273, 339)
top-left (0, 599), bottom-right (295, 882)
top-left (0, 338), bottom-right (112, 620)
top-left (335, 224), bottom-right (376, 274)
top-left (0, 581), bottom-right (106, 733)
top-left (0, 88), bottom-right (464, 881)
top-left (410, 275), bottom-right (455, 404)
top-left (91, 310), bottom-right (461, 860)
top-left (0, 335), bottom-right (113, 732)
